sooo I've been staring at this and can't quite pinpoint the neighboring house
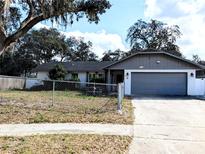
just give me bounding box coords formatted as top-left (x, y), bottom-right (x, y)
top-left (33, 50), bottom-right (205, 96)
top-left (32, 61), bottom-right (113, 83)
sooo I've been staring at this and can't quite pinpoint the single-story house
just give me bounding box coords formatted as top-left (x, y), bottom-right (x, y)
top-left (32, 61), bottom-right (113, 82)
top-left (32, 50), bottom-right (205, 96)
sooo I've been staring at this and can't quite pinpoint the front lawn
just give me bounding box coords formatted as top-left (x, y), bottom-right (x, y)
top-left (0, 90), bottom-right (133, 124)
top-left (0, 134), bottom-right (132, 154)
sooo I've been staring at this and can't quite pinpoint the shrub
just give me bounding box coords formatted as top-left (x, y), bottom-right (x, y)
top-left (89, 77), bottom-right (105, 83)
top-left (49, 64), bottom-right (67, 80)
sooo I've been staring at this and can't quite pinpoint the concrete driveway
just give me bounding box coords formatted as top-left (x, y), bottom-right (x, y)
top-left (129, 97), bottom-right (205, 154)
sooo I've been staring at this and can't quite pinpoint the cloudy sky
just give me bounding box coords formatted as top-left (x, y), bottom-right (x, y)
top-left (36, 0), bottom-right (205, 59)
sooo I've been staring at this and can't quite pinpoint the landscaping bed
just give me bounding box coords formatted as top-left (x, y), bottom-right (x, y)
top-left (0, 134), bottom-right (132, 154)
top-left (0, 90), bottom-right (133, 124)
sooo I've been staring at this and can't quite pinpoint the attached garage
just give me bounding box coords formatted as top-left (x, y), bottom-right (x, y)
top-left (131, 72), bottom-right (187, 96)
top-left (105, 51), bottom-right (205, 96)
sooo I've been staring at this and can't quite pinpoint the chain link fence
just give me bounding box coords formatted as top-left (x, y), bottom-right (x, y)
top-left (0, 76), bottom-right (124, 115)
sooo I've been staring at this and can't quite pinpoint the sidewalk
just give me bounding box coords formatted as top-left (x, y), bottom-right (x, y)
top-left (0, 123), bottom-right (133, 137)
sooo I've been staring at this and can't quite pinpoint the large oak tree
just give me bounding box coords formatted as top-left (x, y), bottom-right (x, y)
top-left (101, 49), bottom-right (124, 61)
top-left (17, 28), bottom-right (98, 63)
top-left (127, 19), bottom-right (182, 57)
top-left (0, 27), bottom-right (99, 76)
top-left (20, 28), bottom-right (66, 64)
top-left (0, 0), bottom-right (111, 55)
top-left (66, 36), bottom-right (98, 61)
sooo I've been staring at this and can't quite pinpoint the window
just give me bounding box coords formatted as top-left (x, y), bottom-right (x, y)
top-left (71, 73), bottom-right (78, 80)
top-left (98, 74), bottom-right (103, 78)
top-left (89, 73), bottom-right (96, 82)
top-left (89, 73), bottom-right (96, 79)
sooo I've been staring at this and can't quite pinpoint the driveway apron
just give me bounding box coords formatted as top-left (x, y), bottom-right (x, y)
top-left (129, 97), bottom-right (205, 154)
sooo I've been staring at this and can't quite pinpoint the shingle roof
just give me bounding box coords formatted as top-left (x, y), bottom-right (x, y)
top-left (32, 61), bottom-right (114, 72)
top-left (32, 50), bottom-right (204, 73)
top-left (104, 50), bottom-right (205, 69)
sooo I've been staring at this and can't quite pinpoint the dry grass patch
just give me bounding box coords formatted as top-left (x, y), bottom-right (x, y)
top-left (0, 134), bottom-right (132, 154)
top-left (0, 90), bottom-right (133, 124)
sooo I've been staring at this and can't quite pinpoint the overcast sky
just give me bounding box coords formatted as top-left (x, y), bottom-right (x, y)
top-left (35, 0), bottom-right (205, 59)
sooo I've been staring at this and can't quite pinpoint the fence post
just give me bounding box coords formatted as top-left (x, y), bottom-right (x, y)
top-left (93, 82), bottom-right (96, 96)
top-left (117, 83), bottom-right (123, 114)
top-left (24, 77), bottom-right (27, 90)
top-left (52, 81), bottom-right (55, 106)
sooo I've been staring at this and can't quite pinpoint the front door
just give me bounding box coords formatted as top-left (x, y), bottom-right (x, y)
top-left (116, 74), bottom-right (123, 83)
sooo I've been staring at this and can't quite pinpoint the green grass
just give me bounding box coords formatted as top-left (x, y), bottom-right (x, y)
top-left (0, 134), bottom-right (132, 154)
top-left (0, 90), bottom-right (134, 124)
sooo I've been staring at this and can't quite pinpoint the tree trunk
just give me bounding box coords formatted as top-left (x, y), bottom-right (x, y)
top-left (0, 41), bottom-right (15, 55)
top-left (0, 41), bottom-right (13, 55)
top-left (0, 29), bottom-right (7, 55)
top-left (0, 48), bottom-right (3, 55)
top-left (0, 43), bottom-right (5, 56)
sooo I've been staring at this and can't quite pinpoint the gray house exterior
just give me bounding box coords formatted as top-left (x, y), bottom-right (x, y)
top-left (33, 51), bottom-right (205, 96)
